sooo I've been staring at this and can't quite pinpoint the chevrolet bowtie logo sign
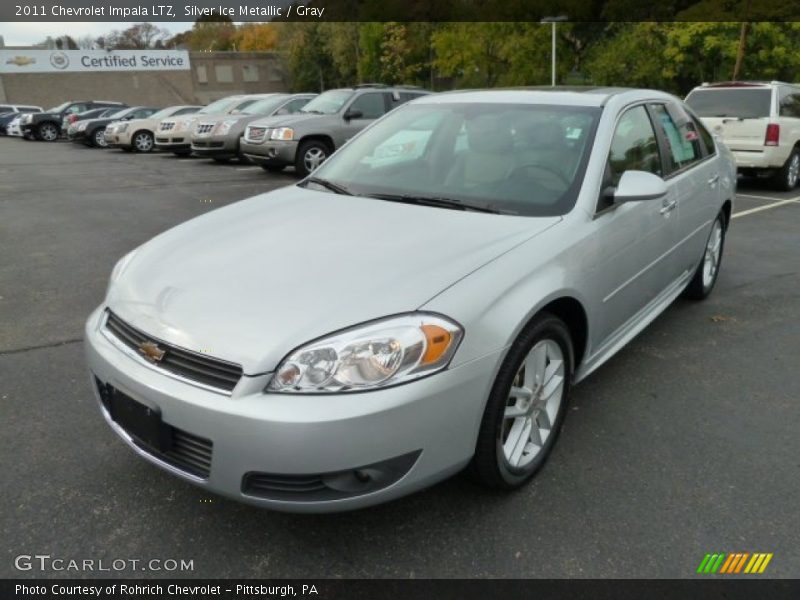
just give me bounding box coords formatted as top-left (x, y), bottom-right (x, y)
top-left (697, 552), bottom-right (773, 574)
top-left (138, 341), bottom-right (166, 363)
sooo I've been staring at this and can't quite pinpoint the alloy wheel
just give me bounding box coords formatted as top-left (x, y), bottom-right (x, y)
top-left (134, 132), bottom-right (153, 152)
top-left (303, 147), bottom-right (327, 173)
top-left (95, 129), bottom-right (107, 147)
top-left (40, 123), bottom-right (58, 141)
top-left (702, 218), bottom-right (723, 289)
top-left (501, 339), bottom-right (565, 469)
top-left (788, 154), bottom-right (799, 188)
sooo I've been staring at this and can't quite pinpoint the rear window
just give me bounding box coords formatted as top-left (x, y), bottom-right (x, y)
top-left (685, 88), bottom-right (772, 118)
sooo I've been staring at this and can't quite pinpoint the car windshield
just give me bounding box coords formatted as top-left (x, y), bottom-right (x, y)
top-left (197, 97), bottom-right (242, 115)
top-left (149, 106), bottom-right (185, 120)
top-left (107, 108), bottom-right (132, 119)
top-left (47, 102), bottom-right (71, 112)
top-left (239, 96), bottom-right (289, 115)
top-left (308, 102), bottom-right (601, 217)
top-left (300, 90), bottom-right (354, 115)
top-left (685, 88), bottom-right (772, 118)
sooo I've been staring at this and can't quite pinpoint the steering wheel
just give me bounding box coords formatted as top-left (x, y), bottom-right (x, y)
top-left (509, 163), bottom-right (570, 189)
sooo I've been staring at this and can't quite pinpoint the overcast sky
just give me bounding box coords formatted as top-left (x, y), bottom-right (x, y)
top-left (0, 22), bottom-right (191, 46)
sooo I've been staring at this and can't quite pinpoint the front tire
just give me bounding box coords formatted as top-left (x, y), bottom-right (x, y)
top-left (470, 313), bottom-right (573, 489)
top-left (773, 148), bottom-right (800, 191)
top-left (683, 211), bottom-right (726, 300)
top-left (91, 128), bottom-right (107, 148)
top-left (295, 140), bottom-right (331, 177)
top-left (132, 131), bottom-right (154, 153)
top-left (37, 122), bottom-right (59, 142)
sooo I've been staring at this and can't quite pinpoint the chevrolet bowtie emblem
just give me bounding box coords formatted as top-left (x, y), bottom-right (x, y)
top-left (138, 341), bottom-right (166, 363)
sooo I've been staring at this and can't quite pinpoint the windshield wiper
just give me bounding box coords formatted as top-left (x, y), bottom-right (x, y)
top-left (365, 193), bottom-right (503, 214)
top-left (303, 177), bottom-right (353, 195)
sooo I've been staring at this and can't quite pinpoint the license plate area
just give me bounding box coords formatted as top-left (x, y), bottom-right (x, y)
top-left (108, 388), bottom-right (172, 453)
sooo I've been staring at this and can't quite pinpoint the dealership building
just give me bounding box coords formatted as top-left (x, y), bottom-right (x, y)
top-left (0, 47), bottom-right (289, 108)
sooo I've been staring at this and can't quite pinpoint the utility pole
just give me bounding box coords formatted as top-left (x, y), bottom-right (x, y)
top-left (732, 0), bottom-right (752, 81)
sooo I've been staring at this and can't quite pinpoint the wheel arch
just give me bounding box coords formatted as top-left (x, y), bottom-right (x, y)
top-left (298, 134), bottom-right (335, 152)
top-left (721, 198), bottom-right (732, 229)
top-left (536, 296), bottom-right (589, 373)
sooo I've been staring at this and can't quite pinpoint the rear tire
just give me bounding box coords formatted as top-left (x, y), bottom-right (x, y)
top-left (469, 312), bottom-right (573, 489)
top-left (772, 148), bottom-right (800, 191)
top-left (683, 211), bottom-right (726, 300)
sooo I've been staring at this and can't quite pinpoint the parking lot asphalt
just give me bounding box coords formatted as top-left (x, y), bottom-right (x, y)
top-left (1, 137), bottom-right (799, 579)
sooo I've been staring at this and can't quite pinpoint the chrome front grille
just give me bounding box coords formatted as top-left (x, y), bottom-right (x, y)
top-left (104, 311), bottom-right (243, 393)
top-left (159, 121), bottom-right (175, 132)
top-left (195, 123), bottom-right (214, 135)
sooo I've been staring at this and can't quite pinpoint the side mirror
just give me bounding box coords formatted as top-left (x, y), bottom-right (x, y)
top-left (609, 170), bottom-right (667, 204)
top-left (344, 109), bottom-right (363, 121)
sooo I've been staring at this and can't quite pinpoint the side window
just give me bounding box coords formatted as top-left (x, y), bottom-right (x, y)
top-left (175, 107), bottom-right (198, 116)
top-left (65, 104), bottom-right (86, 115)
top-left (135, 109), bottom-right (156, 118)
top-left (693, 116), bottom-right (716, 156)
top-left (650, 104), bottom-right (703, 172)
top-left (347, 93), bottom-right (386, 119)
top-left (608, 105), bottom-right (661, 185)
top-left (779, 87), bottom-right (800, 117)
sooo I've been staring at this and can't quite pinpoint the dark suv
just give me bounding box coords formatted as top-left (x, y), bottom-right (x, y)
top-left (240, 84), bottom-right (432, 176)
top-left (21, 100), bottom-right (125, 141)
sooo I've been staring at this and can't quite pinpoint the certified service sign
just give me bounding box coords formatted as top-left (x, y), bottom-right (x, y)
top-left (0, 49), bottom-right (190, 73)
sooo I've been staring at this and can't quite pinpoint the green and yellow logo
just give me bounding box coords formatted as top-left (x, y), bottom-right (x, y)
top-left (697, 552), bottom-right (773, 574)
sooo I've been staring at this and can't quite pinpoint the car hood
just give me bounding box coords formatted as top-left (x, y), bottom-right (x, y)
top-left (108, 186), bottom-right (560, 374)
top-left (247, 112), bottom-right (329, 129)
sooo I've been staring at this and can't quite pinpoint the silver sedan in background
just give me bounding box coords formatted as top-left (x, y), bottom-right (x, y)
top-left (85, 88), bottom-right (735, 512)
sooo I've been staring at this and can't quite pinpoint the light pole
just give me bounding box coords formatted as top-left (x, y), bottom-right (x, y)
top-left (541, 16), bottom-right (568, 87)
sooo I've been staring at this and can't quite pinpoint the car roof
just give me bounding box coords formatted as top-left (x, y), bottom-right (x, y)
top-left (413, 86), bottom-right (673, 107)
top-left (693, 81), bottom-right (799, 90)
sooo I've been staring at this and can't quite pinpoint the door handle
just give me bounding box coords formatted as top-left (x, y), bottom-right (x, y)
top-left (708, 174), bottom-right (719, 186)
top-left (660, 199), bottom-right (677, 215)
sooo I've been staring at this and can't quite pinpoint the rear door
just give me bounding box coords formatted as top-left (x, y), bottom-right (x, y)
top-left (649, 102), bottom-right (721, 276)
top-left (685, 87), bottom-right (773, 152)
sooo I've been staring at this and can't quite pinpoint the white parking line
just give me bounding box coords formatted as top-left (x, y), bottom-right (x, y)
top-left (235, 166), bottom-right (262, 171)
top-left (732, 198), bottom-right (800, 219)
top-left (737, 193), bottom-right (797, 201)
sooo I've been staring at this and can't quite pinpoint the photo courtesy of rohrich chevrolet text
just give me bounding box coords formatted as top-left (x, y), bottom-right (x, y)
top-left (1, 1), bottom-right (799, 598)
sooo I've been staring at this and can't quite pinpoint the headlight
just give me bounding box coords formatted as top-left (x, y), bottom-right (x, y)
top-left (117, 123), bottom-right (128, 133)
top-left (268, 314), bottom-right (463, 394)
top-left (215, 119), bottom-right (238, 135)
top-left (106, 250), bottom-right (137, 297)
top-left (269, 127), bottom-right (294, 141)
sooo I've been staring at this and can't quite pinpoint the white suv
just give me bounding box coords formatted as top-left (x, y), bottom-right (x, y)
top-left (685, 81), bottom-right (800, 190)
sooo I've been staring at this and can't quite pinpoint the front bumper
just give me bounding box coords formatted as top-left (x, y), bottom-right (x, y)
top-left (191, 134), bottom-right (239, 158)
top-left (84, 306), bottom-right (498, 512)
top-left (155, 132), bottom-right (191, 151)
top-left (68, 130), bottom-right (88, 143)
top-left (240, 140), bottom-right (298, 166)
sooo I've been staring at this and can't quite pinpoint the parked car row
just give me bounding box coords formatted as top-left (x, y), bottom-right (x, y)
top-left (4, 85), bottom-right (433, 178)
top-left (9, 82), bottom-right (796, 188)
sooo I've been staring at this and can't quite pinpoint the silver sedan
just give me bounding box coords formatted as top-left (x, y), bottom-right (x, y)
top-left (85, 88), bottom-right (735, 512)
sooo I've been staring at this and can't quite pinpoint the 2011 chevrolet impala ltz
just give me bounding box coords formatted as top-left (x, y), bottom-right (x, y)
top-left (85, 88), bottom-right (735, 512)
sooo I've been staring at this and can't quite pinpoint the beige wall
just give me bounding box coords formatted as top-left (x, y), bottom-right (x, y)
top-left (0, 51), bottom-right (288, 107)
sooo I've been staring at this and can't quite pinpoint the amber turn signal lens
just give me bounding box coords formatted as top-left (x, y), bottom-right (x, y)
top-left (420, 324), bottom-right (452, 365)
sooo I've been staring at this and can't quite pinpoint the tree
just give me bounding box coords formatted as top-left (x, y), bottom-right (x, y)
top-left (104, 23), bottom-right (171, 49)
top-left (234, 23), bottom-right (280, 51)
